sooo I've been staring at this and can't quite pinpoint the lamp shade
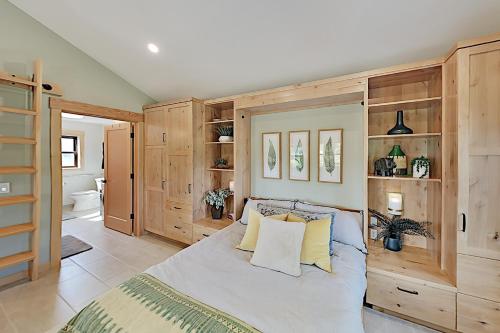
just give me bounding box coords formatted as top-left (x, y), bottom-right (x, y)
top-left (387, 192), bottom-right (403, 215)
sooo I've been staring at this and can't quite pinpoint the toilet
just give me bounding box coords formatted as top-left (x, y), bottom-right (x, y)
top-left (70, 178), bottom-right (104, 212)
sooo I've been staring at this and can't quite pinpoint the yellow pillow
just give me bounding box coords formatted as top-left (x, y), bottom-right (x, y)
top-left (237, 209), bottom-right (288, 251)
top-left (287, 213), bottom-right (332, 272)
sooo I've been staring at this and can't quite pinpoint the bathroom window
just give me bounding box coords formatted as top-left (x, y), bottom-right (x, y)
top-left (61, 135), bottom-right (80, 168)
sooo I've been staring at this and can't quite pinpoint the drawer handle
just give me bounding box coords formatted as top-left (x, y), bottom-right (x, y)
top-left (202, 233), bottom-right (210, 237)
top-left (174, 206), bottom-right (182, 210)
top-left (396, 287), bottom-right (419, 295)
top-left (174, 225), bottom-right (181, 229)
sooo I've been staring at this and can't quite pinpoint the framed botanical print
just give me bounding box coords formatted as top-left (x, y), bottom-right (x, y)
top-left (262, 132), bottom-right (281, 179)
top-left (318, 129), bottom-right (343, 183)
top-left (289, 130), bottom-right (310, 181)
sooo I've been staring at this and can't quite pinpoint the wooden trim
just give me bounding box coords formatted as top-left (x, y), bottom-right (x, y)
top-left (143, 97), bottom-right (202, 110)
top-left (317, 128), bottom-right (343, 184)
top-left (261, 132), bottom-right (282, 179)
top-left (444, 32), bottom-right (500, 61)
top-left (133, 123), bottom-right (144, 236)
top-left (50, 98), bottom-right (143, 122)
top-left (50, 108), bottom-right (62, 269)
top-left (288, 130), bottom-right (310, 182)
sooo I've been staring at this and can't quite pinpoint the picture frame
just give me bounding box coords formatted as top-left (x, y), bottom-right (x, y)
top-left (262, 132), bottom-right (281, 179)
top-left (289, 130), bottom-right (310, 181)
top-left (318, 128), bottom-right (343, 183)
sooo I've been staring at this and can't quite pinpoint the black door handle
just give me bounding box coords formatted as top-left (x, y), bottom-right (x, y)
top-left (397, 287), bottom-right (419, 295)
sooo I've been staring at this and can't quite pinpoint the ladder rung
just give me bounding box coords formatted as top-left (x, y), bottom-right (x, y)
top-left (0, 223), bottom-right (35, 238)
top-left (0, 106), bottom-right (36, 116)
top-left (0, 72), bottom-right (37, 88)
top-left (0, 167), bottom-right (36, 174)
top-left (0, 195), bottom-right (36, 207)
top-left (0, 136), bottom-right (36, 145)
top-left (0, 251), bottom-right (35, 270)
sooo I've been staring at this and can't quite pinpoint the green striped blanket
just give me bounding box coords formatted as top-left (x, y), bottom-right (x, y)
top-left (59, 273), bottom-right (259, 333)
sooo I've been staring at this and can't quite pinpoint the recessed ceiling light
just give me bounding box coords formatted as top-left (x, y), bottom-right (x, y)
top-left (147, 43), bottom-right (159, 53)
top-left (62, 112), bottom-right (84, 119)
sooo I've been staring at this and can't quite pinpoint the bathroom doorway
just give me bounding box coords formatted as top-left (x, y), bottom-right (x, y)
top-left (49, 98), bottom-right (144, 269)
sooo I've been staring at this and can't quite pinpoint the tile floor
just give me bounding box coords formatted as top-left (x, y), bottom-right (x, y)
top-left (0, 208), bottom-right (437, 333)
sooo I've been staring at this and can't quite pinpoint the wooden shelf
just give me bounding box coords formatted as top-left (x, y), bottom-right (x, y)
top-left (0, 167), bottom-right (36, 174)
top-left (367, 240), bottom-right (455, 291)
top-left (207, 168), bottom-right (234, 172)
top-left (368, 97), bottom-right (442, 113)
top-left (205, 141), bottom-right (234, 144)
top-left (368, 175), bottom-right (441, 183)
top-left (0, 195), bottom-right (36, 207)
top-left (0, 251), bottom-right (35, 270)
top-left (369, 66), bottom-right (441, 89)
top-left (0, 106), bottom-right (36, 116)
top-left (368, 133), bottom-right (441, 140)
top-left (0, 136), bottom-right (36, 144)
top-left (194, 216), bottom-right (233, 230)
top-left (0, 72), bottom-right (37, 89)
top-left (0, 223), bottom-right (35, 238)
top-left (205, 119), bottom-right (234, 124)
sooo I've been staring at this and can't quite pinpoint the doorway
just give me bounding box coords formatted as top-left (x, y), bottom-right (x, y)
top-left (49, 98), bottom-right (144, 268)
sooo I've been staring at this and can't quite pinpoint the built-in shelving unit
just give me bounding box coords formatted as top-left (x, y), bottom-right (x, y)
top-left (201, 101), bottom-right (236, 223)
top-left (365, 65), bottom-right (453, 287)
top-left (0, 61), bottom-right (42, 280)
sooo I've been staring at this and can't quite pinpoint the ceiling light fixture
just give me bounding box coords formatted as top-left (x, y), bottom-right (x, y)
top-left (62, 112), bottom-right (84, 119)
top-left (147, 43), bottom-right (159, 53)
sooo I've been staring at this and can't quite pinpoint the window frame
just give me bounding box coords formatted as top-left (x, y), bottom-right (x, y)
top-left (61, 132), bottom-right (83, 169)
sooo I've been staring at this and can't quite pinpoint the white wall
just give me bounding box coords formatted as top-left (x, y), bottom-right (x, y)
top-left (251, 104), bottom-right (364, 209)
top-left (0, 0), bottom-right (154, 277)
top-left (61, 119), bottom-right (106, 206)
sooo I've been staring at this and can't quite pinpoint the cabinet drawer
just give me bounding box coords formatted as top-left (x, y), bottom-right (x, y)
top-left (165, 201), bottom-right (192, 216)
top-left (458, 293), bottom-right (500, 333)
top-left (193, 225), bottom-right (217, 243)
top-left (165, 221), bottom-right (192, 244)
top-left (458, 254), bottom-right (500, 302)
top-left (367, 272), bottom-right (456, 329)
top-left (165, 210), bottom-right (192, 226)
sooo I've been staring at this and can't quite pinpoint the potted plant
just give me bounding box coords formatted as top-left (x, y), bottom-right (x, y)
top-left (411, 156), bottom-right (430, 179)
top-left (214, 158), bottom-right (229, 169)
top-left (203, 188), bottom-right (231, 219)
top-left (369, 209), bottom-right (434, 251)
top-left (217, 126), bottom-right (233, 143)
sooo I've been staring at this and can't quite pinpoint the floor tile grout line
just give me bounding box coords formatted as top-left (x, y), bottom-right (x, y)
top-left (0, 300), bottom-right (19, 333)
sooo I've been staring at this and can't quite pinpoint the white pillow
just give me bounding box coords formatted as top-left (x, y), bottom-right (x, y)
top-left (240, 198), bottom-right (296, 225)
top-left (250, 217), bottom-right (306, 277)
top-left (295, 202), bottom-right (366, 253)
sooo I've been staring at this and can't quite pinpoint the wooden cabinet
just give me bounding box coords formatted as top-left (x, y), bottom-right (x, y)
top-left (457, 293), bottom-right (500, 333)
top-left (367, 272), bottom-right (456, 330)
top-left (143, 99), bottom-right (204, 244)
top-left (192, 218), bottom-right (233, 243)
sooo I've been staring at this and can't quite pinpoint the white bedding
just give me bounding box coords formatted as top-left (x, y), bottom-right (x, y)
top-left (146, 222), bottom-right (367, 333)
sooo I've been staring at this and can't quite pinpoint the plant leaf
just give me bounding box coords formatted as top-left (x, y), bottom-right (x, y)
top-left (294, 139), bottom-right (304, 172)
top-left (268, 139), bottom-right (276, 171)
top-left (324, 136), bottom-right (335, 175)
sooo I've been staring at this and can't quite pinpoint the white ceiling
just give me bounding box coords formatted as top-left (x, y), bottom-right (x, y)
top-left (9, 0), bottom-right (500, 101)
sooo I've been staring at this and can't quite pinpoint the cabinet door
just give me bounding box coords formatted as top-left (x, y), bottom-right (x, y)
top-left (165, 103), bottom-right (192, 155)
top-left (143, 147), bottom-right (165, 235)
top-left (144, 107), bottom-right (166, 146)
top-left (165, 154), bottom-right (193, 204)
top-left (457, 41), bottom-right (500, 260)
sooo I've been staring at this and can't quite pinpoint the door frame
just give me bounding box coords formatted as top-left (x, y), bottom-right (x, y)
top-left (49, 98), bottom-right (145, 269)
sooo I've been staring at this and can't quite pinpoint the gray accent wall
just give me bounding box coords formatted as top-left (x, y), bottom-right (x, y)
top-left (251, 104), bottom-right (363, 209)
top-left (0, 0), bottom-right (154, 277)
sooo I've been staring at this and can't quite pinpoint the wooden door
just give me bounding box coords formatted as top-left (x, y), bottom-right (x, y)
top-left (144, 147), bottom-right (165, 235)
top-left (165, 103), bottom-right (192, 155)
top-left (104, 122), bottom-right (133, 235)
top-left (457, 41), bottom-right (500, 260)
top-left (144, 107), bottom-right (166, 146)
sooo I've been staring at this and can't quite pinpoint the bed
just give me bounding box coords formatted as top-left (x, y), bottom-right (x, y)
top-left (60, 201), bottom-right (367, 333)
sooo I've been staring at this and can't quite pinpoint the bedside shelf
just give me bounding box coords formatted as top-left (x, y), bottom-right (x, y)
top-left (207, 168), bottom-right (234, 172)
top-left (204, 119), bottom-right (234, 124)
top-left (368, 133), bottom-right (441, 140)
top-left (368, 97), bottom-right (442, 114)
top-left (205, 141), bottom-right (234, 144)
top-left (368, 175), bottom-right (441, 183)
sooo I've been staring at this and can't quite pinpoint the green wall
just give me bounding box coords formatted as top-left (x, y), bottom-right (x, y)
top-left (0, 0), bottom-right (155, 277)
top-left (251, 104), bottom-right (364, 209)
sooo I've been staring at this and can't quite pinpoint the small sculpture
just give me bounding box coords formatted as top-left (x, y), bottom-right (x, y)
top-left (374, 158), bottom-right (396, 177)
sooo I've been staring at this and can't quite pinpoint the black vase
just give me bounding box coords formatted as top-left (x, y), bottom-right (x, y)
top-left (387, 110), bottom-right (413, 135)
top-left (211, 205), bottom-right (224, 219)
top-left (384, 235), bottom-right (402, 251)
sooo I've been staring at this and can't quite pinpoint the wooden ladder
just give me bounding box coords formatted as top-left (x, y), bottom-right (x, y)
top-left (0, 60), bottom-right (42, 280)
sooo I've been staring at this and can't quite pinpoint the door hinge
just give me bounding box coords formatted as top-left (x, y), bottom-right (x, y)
top-left (130, 132), bottom-right (134, 139)
top-left (130, 173), bottom-right (134, 179)
top-left (130, 213), bottom-right (134, 220)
